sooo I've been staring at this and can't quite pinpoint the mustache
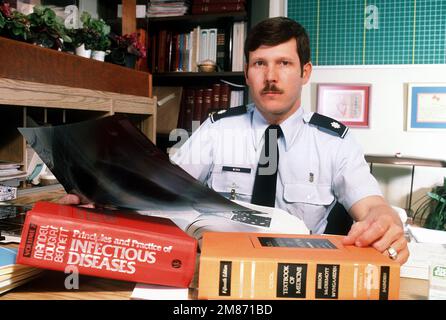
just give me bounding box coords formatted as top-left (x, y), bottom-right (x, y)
top-left (261, 83), bottom-right (284, 94)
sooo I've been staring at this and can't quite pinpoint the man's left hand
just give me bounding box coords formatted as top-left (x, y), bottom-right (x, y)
top-left (342, 196), bottom-right (409, 265)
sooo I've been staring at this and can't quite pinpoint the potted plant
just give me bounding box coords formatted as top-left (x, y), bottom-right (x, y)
top-left (413, 177), bottom-right (446, 230)
top-left (27, 5), bottom-right (71, 50)
top-left (0, 2), bottom-right (32, 42)
top-left (108, 32), bottom-right (146, 68)
top-left (74, 11), bottom-right (110, 60)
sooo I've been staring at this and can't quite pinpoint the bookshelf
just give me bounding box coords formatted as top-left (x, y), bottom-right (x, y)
top-left (0, 36), bottom-right (156, 183)
top-left (146, 1), bottom-right (254, 152)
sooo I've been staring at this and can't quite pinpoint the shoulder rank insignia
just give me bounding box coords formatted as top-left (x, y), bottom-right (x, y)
top-left (307, 112), bottom-right (349, 138)
top-left (210, 105), bottom-right (248, 123)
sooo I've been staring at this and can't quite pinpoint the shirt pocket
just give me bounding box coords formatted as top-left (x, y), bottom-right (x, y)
top-left (283, 183), bottom-right (334, 205)
top-left (211, 170), bottom-right (254, 202)
top-left (283, 183), bottom-right (335, 233)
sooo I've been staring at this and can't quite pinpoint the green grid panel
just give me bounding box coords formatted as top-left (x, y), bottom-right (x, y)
top-left (288, 0), bottom-right (446, 65)
top-left (318, 0), bottom-right (364, 65)
top-left (287, 0), bottom-right (319, 64)
top-left (413, 0), bottom-right (446, 64)
top-left (364, 0), bottom-right (414, 65)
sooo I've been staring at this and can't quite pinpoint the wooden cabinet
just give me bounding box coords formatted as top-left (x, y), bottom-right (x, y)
top-left (0, 36), bottom-right (156, 172)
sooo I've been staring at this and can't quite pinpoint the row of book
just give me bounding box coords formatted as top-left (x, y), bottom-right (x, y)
top-left (149, 22), bottom-right (247, 73)
top-left (0, 247), bottom-right (44, 295)
top-left (10, 201), bottom-right (400, 299)
top-left (176, 83), bottom-right (246, 131)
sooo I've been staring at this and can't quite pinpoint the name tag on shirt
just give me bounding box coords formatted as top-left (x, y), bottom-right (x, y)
top-left (222, 166), bottom-right (251, 174)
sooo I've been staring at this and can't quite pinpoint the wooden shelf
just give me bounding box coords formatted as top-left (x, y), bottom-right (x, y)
top-left (148, 12), bottom-right (248, 26)
top-left (0, 36), bottom-right (152, 97)
top-left (153, 72), bottom-right (246, 86)
top-left (0, 37), bottom-right (157, 170)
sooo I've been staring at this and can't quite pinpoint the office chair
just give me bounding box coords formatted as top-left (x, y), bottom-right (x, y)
top-left (324, 202), bottom-right (353, 235)
top-left (324, 202), bottom-right (408, 235)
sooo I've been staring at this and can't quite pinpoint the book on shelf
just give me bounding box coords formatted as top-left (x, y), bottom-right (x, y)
top-left (216, 28), bottom-right (227, 71)
top-left (230, 90), bottom-right (244, 108)
top-left (198, 232), bottom-right (400, 300)
top-left (0, 247), bottom-right (44, 295)
top-left (220, 82), bottom-right (231, 108)
top-left (211, 83), bottom-right (221, 109)
top-left (192, 88), bottom-right (204, 123)
top-left (231, 21), bottom-right (246, 71)
top-left (201, 88), bottom-right (213, 122)
top-left (16, 201), bottom-right (198, 288)
top-left (179, 87), bottom-right (195, 131)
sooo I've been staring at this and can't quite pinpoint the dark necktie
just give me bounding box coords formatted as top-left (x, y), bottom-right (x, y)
top-left (251, 124), bottom-right (283, 207)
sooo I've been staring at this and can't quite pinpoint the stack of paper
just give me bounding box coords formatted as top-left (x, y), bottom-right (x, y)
top-left (401, 242), bottom-right (446, 280)
top-left (147, 0), bottom-right (190, 17)
top-left (0, 161), bottom-right (27, 188)
top-left (407, 225), bottom-right (446, 244)
top-left (0, 247), bottom-right (44, 295)
top-left (401, 226), bottom-right (446, 280)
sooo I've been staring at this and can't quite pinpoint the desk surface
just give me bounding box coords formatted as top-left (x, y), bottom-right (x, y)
top-left (0, 272), bottom-right (428, 300)
top-left (1, 188), bottom-right (430, 300)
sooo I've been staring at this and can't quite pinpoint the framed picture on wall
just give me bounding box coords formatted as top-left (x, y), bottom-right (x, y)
top-left (317, 84), bottom-right (371, 127)
top-left (407, 83), bottom-right (446, 131)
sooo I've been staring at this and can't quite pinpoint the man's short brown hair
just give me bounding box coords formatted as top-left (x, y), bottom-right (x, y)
top-left (244, 17), bottom-right (311, 72)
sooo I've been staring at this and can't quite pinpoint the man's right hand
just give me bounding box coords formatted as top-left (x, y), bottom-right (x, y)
top-left (58, 194), bottom-right (95, 208)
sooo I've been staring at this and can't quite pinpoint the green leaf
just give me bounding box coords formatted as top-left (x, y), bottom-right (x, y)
top-left (428, 192), bottom-right (446, 203)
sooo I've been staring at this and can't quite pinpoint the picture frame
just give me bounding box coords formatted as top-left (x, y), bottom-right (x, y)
top-left (407, 83), bottom-right (446, 131)
top-left (317, 84), bottom-right (371, 127)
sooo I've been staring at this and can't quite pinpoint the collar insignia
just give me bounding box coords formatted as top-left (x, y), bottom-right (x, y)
top-left (331, 121), bottom-right (341, 129)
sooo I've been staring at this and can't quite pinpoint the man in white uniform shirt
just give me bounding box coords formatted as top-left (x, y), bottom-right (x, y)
top-left (61, 17), bottom-right (408, 264)
top-left (169, 17), bottom-right (408, 264)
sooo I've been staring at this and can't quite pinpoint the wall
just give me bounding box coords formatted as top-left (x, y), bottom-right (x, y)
top-left (301, 65), bottom-right (446, 211)
top-left (268, 0), bottom-right (446, 212)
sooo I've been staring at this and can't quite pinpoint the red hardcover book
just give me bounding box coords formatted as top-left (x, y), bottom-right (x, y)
top-left (193, 88), bottom-right (204, 124)
top-left (192, 3), bottom-right (245, 14)
top-left (212, 83), bottom-right (221, 109)
top-left (176, 89), bottom-right (186, 129)
top-left (16, 202), bottom-right (198, 288)
top-left (150, 31), bottom-right (158, 73)
top-left (220, 83), bottom-right (231, 108)
top-left (157, 30), bottom-right (167, 73)
top-left (201, 88), bottom-right (213, 122)
top-left (182, 88), bottom-right (195, 131)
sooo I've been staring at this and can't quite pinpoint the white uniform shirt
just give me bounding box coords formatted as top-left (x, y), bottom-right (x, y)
top-left (170, 103), bottom-right (382, 234)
